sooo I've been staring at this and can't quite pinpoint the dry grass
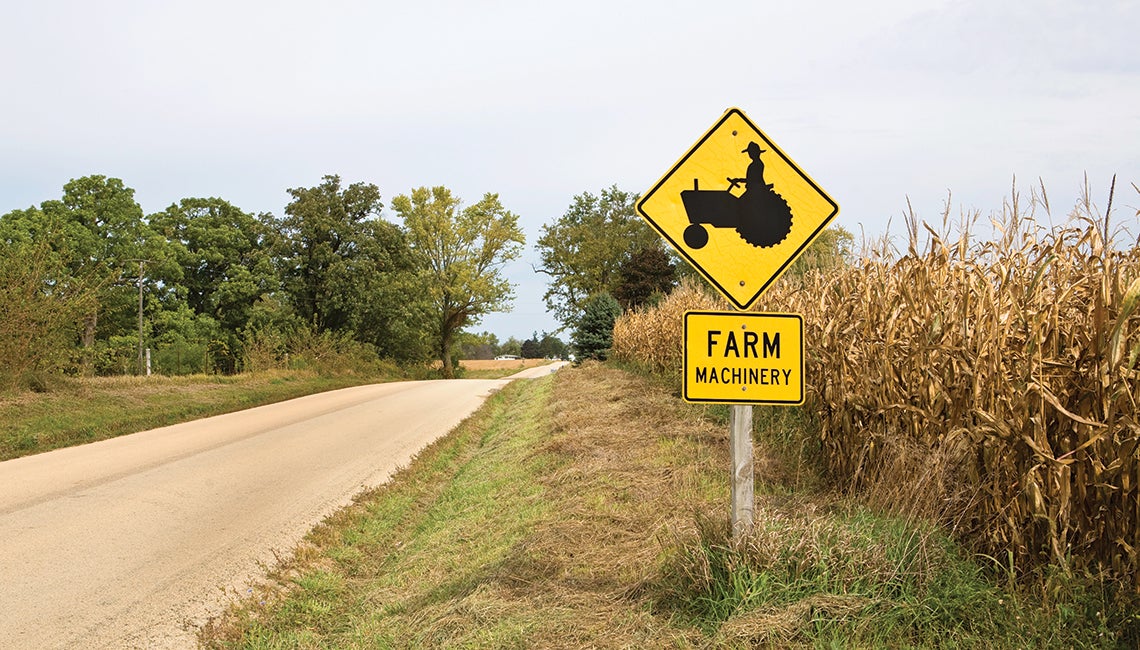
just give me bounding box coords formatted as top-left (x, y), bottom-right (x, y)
top-left (614, 180), bottom-right (1140, 588)
top-left (611, 279), bottom-right (724, 376)
top-left (202, 365), bottom-right (729, 647)
top-left (403, 362), bottom-right (730, 646)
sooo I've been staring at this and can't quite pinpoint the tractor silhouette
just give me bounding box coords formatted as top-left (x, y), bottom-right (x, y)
top-left (680, 142), bottom-right (793, 249)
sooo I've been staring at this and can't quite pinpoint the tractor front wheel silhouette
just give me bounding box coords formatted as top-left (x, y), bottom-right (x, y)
top-left (684, 224), bottom-right (709, 249)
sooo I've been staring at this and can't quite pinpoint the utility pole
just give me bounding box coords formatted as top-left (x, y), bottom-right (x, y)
top-left (137, 260), bottom-right (144, 375)
top-left (128, 259), bottom-right (153, 376)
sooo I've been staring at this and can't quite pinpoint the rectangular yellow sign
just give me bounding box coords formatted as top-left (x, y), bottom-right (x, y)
top-left (683, 311), bottom-right (803, 405)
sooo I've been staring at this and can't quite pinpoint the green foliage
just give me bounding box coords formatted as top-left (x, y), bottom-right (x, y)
top-left (345, 227), bottom-right (432, 363)
top-left (456, 330), bottom-right (500, 360)
top-left (241, 296), bottom-right (306, 373)
top-left (572, 292), bottom-right (622, 361)
top-left (285, 329), bottom-right (387, 377)
top-left (147, 303), bottom-right (224, 375)
top-left (0, 173), bottom-right (522, 381)
top-left (273, 175), bottom-right (385, 331)
top-left (0, 216), bottom-right (99, 386)
top-left (143, 196), bottom-right (279, 374)
top-left (520, 331), bottom-right (568, 359)
top-left (2, 177), bottom-right (159, 368)
top-left (785, 224), bottom-right (855, 278)
top-left (653, 508), bottom-right (1136, 647)
top-left (270, 175), bottom-right (432, 365)
top-left (150, 197), bottom-right (276, 336)
top-left (536, 186), bottom-right (660, 328)
top-left (88, 335), bottom-right (139, 376)
top-left (48, 175), bottom-right (152, 279)
top-left (613, 243), bottom-right (677, 309)
top-left (50, 177), bottom-right (162, 350)
top-left (498, 336), bottom-right (523, 358)
top-left (392, 186), bottom-right (525, 378)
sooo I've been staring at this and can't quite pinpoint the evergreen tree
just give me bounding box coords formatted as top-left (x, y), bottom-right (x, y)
top-left (571, 292), bottom-right (622, 362)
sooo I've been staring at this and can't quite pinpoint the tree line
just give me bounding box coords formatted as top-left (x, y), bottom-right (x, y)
top-left (456, 330), bottom-right (570, 360)
top-left (0, 174), bottom-right (524, 384)
top-left (1, 174), bottom-right (850, 387)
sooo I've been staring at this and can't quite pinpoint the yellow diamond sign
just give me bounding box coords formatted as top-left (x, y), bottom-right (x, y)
top-left (637, 107), bottom-right (838, 309)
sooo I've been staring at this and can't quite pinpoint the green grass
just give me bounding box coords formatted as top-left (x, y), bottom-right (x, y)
top-left (0, 370), bottom-right (395, 460)
top-left (652, 509), bottom-right (1086, 648)
top-left (203, 375), bottom-right (561, 648)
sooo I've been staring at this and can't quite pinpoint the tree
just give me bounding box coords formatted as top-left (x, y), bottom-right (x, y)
top-left (786, 225), bottom-right (855, 277)
top-left (520, 331), bottom-right (567, 359)
top-left (392, 186), bottom-right (525, 378)
top-left (536, 186), bottom-right (660, 328)
top-left (43, 176), bottom-right (159, 353)
top-left (333, 219), bottom-right (430, 363)
top-left (613, 243), bottom-right (677, 310)
top-left (499, 337), bottom-right (523, 358)
top-left (273, 175), bottom-right (384, 332)
top-left (270, 175), bottom-right (429, 362)
top-left (572, 292), bottom-right (622, 362)
top-left (520, 334), bottom-right (541, 359)
top-left (150, 198), bottom-right (277, 371)
top-left (457, 331), bottom-right (499, 360)
top-left (9, 176), bottom-right (171, 375)
top-left (151, 198), bottom-right (275, 332)
top-left (536, 331), bottom-right (568, 359)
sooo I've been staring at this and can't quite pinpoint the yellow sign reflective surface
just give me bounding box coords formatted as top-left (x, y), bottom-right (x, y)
top-left (684, 311), bottom-right (803, 405)
top-left (637, 108), bottom-right (838, 309)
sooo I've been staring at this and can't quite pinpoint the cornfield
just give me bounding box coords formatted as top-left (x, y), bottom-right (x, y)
top-left (613, 181), bottom-right (1140, 588)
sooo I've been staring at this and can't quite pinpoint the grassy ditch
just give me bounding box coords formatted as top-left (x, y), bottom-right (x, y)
top-left (202, 364), bottom-right (1136, 648)
top-left (0, 370), bottom-right (389, 461)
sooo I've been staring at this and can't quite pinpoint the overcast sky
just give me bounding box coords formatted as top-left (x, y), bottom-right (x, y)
top-left (2, 0), bottom-right (1137, 340)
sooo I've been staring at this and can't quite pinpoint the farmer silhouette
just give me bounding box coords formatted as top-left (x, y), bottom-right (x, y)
top-left (730, 141), bottom-right (771, 195)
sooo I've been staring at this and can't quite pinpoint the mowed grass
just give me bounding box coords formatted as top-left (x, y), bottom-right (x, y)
top-left (0, 371), bottom-right (385, 461)
top-left (202, 364), bottom-right (1133, 648)
top-left (203, 364), bottom-right (704, 647)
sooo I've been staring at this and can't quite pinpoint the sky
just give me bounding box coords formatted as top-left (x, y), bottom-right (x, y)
top-left (2, 0), bottom-right (1137, 341)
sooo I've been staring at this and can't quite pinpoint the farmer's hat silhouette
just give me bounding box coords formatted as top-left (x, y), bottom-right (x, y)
top-left (743, 142), bottom-right (767, 156)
